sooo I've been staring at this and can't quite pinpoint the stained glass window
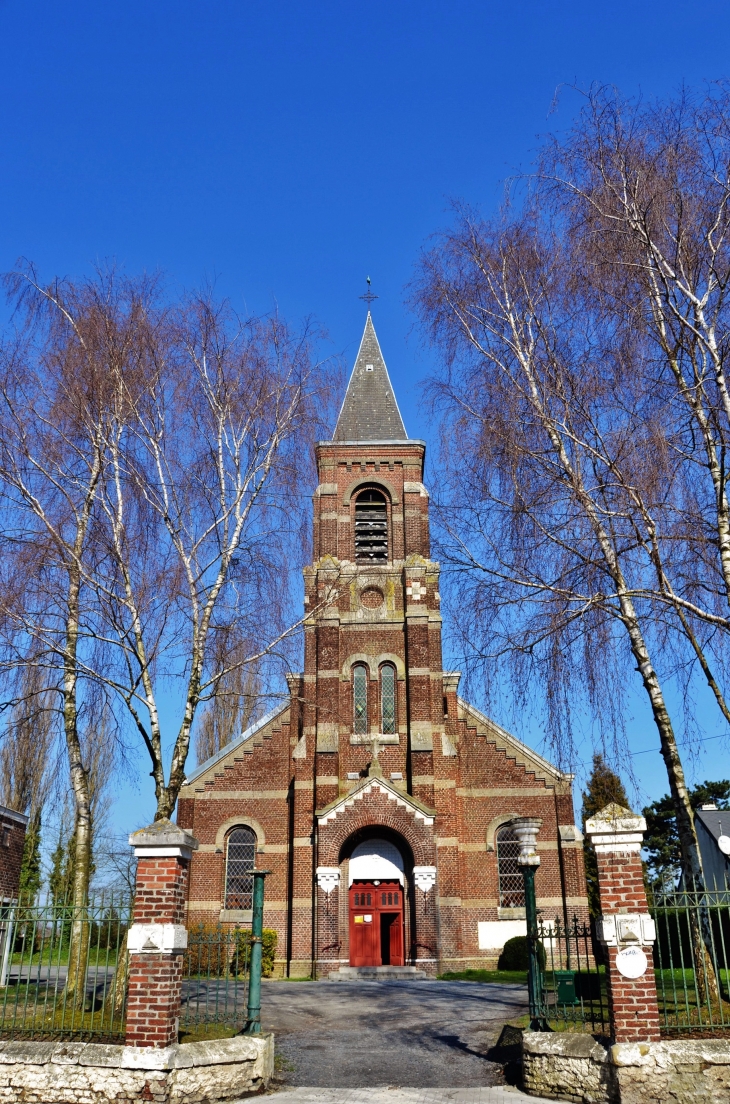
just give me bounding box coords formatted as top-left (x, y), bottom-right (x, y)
top-left (225, 826), bottom-right (256, 910)
top-left (353, 664), bottom-right (368, 734)
top-left (381, 665), bottom-right (396, 734)
top-left (496, 825), bottom-right (525, 908)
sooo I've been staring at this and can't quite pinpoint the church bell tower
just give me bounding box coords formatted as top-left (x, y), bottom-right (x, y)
top-left (297, 311), bottom-right (448, 810)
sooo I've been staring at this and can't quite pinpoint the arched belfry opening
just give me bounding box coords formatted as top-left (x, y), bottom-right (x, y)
top-left (354, 488), bottom-right (388, 563)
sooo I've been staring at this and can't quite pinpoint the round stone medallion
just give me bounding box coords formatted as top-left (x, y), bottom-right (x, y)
top-left (360, 586), bottom-right (384, 609)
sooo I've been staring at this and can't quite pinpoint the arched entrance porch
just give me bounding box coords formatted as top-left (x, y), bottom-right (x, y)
top-left (314, 775), bottom-right (438, 975)
top-left (348, 838), bottom-right (405, 967)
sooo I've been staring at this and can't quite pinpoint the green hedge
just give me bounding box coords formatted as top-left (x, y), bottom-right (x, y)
top-left (498, 935), bottom-right (546, 971)
top-left (186, 925), bottom-right (278, 978)
top-left (233, 928), bottom-right (278, 978)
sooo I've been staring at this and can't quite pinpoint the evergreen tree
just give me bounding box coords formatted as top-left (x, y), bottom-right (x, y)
top-left (581, 754), bottom-right (630, 917)
top-left (643, 780), bottom-right (730, 889)
top-left (18, 811), bottom-right (42, 905)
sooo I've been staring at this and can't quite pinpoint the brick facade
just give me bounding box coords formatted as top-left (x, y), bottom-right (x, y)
top-left (0, 806), bottom-right (28, 903)
top-left (178, 314), bottom-right (589, 976)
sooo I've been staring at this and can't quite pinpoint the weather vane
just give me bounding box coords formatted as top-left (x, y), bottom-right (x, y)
top-left (359, 276), bottom-right (378, 308)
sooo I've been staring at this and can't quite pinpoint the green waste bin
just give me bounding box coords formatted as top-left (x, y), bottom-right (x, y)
top-left (554, 970), bottom-right (577, 1004)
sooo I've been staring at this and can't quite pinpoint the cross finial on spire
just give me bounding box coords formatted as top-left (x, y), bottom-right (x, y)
top-left (359, 276), bottom-right (378, 309)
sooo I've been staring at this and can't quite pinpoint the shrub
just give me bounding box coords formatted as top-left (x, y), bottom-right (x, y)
top-left (185, 924), bottom-right (278, 978)
top-left (498, 935), bottom-right (545, 971)
top-left (233, 928), bottom-right (278, 977)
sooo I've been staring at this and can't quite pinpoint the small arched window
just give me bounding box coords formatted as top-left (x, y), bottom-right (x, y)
top-left (355, 489), bottom-right (388, 563)
top-left (225, 827), bottom-right (256, 910)
top-left (496, 824), bottom-right (525, 908)
top-left (380, 664), bottom-right (396, 734)
top-left (353, 664), bottom-right (368, 735)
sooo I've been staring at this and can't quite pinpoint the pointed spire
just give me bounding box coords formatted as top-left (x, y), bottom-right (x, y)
top-left (333, 313), bottom-right (408, 442)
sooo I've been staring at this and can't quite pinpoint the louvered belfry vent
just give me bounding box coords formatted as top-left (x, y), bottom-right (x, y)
top-left (355, 489), bottom-right (388, 562)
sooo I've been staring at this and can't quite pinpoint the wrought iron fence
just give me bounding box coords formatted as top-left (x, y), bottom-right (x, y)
top-left (651, 886), bottom-right (730, 1036)
top-left (180, 924), bottom-right (251, 1032)
top-left (0, 891), bottom-right (132, 1042)
top-left (534, 916), bottom-right (610, 1034)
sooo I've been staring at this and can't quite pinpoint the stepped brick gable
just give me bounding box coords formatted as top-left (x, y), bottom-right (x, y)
top-left (178, 313), bottom-right (588, 976)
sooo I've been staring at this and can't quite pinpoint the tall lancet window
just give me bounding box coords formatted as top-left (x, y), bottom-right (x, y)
top-left (381, 665), bottom-right (396, 734)
top-left (353, 664), bottom-right (368, 734)
top-left (355, 489), bottom-right (388, 562)
top-left (225, 827), bottom-right (256, 910)
top-left (496, 824), bottom-right (526, 908)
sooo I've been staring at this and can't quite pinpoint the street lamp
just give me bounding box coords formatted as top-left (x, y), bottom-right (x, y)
top-left (512, 817), bottom-right (548, 1031)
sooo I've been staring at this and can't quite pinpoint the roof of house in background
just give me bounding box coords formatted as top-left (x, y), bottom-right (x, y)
top-left (695, 805), bottom-right (730, 890)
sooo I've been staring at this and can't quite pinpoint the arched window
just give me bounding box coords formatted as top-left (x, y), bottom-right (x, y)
top-left (355, 489), bottom-right (388, 563)
top-left (380, 664), bottom-right (396, 734)
top-left (496, 824), bottom-right (525, 908)
top-left (225, 827), bottom-right (256, 910)
top-left (353, 664), bottom-right (368, 735)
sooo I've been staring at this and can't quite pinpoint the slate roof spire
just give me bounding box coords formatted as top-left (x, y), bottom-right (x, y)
top-left (333, 313), bottom-right (408, 442)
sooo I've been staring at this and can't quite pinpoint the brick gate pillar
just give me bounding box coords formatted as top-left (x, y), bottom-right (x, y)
top-left (125, 820), bottom-right (198, 1048)
top-left (585, 803), bottom-right (660, 1043)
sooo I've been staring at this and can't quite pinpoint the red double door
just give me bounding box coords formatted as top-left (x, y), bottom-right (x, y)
top-left (349, 880), bottom-right (404, 967)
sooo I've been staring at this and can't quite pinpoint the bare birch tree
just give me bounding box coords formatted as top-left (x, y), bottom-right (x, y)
top-left (538, 84), bottom-right (730, 723)
top-left (0, 266), bottom-right (158, 912)
top-left (412, 208), bottom-right (710, 891)
top-left (93, 295), bottom-right (337, 820)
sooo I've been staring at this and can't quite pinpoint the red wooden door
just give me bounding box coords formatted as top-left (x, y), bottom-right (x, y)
top-left (349, 881), bottom-right (404, 967)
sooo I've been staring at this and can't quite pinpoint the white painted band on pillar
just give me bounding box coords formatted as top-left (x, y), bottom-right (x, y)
top-left (127, 923), bottom-right (188, 954)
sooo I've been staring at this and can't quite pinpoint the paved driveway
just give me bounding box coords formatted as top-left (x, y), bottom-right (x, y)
top-left (260, 979), bottom-right (528, 1089)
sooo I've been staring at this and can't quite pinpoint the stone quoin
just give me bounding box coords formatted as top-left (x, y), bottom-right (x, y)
top-left (177, 313), bottom-right (589, 976)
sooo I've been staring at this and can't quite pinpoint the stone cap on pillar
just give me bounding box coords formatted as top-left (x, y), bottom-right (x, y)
top-left (585, 803), bottom-right (645, 853)
top-left (129, 818), bottom-right (199, 860)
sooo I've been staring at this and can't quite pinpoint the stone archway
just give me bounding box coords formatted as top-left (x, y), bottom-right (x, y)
top-left (315, 782), bottom-right (438, 975)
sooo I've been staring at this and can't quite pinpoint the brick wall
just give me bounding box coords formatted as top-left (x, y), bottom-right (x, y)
top-left (0, 807), bottom-right (28, 901)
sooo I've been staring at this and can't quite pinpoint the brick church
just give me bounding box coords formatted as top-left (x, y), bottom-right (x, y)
top-left (177, 313), bottom-right (588, 977)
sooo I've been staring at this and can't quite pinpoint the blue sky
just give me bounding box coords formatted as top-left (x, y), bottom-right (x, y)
top-left (2, 1), bottom-right (729, 835)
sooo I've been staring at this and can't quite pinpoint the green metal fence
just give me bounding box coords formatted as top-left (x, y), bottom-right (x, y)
top-left (652, 886), bottom-right (730, 1036)
top-left (535, 915), bottom-right (610, 1034)
top-left (181, 869), bottom-right (269, 1035)
top-left (180, 924), bottom-right (251, 1032)
top-left (0, 891), bottom-right (132, 1042)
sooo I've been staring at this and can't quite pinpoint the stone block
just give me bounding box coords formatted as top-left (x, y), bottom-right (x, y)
top-left (523, 1034), bottom-right (730, 1104)
top-left (78, 1044), bottom-right (122, 1068)
top-left (182, 1036), bottom-right (262, 1066)
top-left (120, 1044), bottom-right (178, 1070)
top-left (610, 1042), bottom-right (651, 1067)
top-left (50, 1042), bottom-right (87, 1065)
top-left (522, 1032), bottom-right (617, 1103)
top-left (0, 1041), bottom-right (56, 1065)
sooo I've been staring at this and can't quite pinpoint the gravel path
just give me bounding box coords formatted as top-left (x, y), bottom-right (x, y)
top-left (260, 979), bottom-right (529, 1089)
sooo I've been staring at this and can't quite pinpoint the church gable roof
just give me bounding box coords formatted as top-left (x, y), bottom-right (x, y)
top-left (332, 313), bottom-right (408, 442)
top-left (317, 775), bottom-right (435, 825)
top-left (458, 697), bottom-right (570, 789)
top-left (181, 703), bottom-right (289, 789)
